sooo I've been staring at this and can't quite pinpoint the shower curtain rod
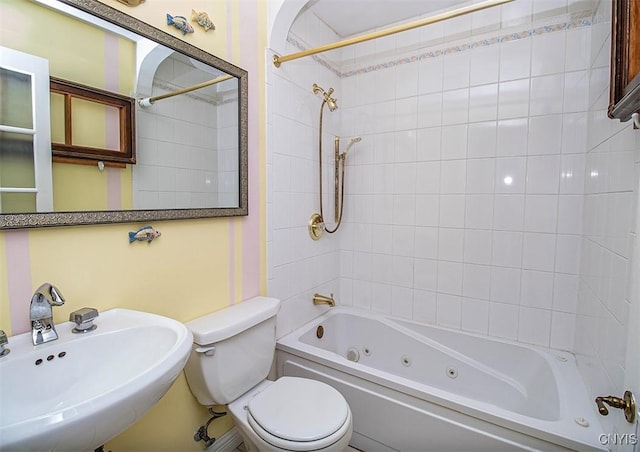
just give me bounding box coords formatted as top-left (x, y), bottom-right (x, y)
top-left (272, 0), bottom-right (513, 68)
top-left (137, 74), bottom-right (234, 107)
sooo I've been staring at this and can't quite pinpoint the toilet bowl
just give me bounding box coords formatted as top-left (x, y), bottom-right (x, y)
top-left (228, 378), bottom-right (352, 451)
top-left (183, 297), bottom-right (353, 452)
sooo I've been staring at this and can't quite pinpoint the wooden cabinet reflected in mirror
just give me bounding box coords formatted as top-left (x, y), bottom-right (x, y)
top-left (50, 77), bottom-right (136, 165)
top-left (609, 0), bottom-right (640, 122)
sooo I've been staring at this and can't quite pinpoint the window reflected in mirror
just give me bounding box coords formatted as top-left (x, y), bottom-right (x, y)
top-left (50, 77), bottom-right (136, 165)
top-left (0, 48), bottom-right (53, 214)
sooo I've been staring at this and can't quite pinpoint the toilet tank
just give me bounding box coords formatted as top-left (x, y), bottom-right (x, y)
top-left (183, 297), bottom-right (280, 405)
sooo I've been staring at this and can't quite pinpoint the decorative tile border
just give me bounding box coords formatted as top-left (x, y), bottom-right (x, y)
top-left (287, 11), bottom-right (593, 79)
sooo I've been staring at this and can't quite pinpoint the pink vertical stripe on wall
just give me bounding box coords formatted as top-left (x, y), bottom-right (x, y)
top-left (229, 222), bottom-right (236, 305)
top-left (106, 168), bottom-right (122, 209)
top-left (5, 231), bottom-right (33, 334)
top-left (104, 33), bottom-right (122, 210)
top-left (239, 3), bottom-right (260, 300)
top-left (227, 0), bottom-right (237, 305)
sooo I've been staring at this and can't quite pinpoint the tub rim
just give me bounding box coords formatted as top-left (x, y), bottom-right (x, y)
top-left (276, 306), bottom-right (605, 451)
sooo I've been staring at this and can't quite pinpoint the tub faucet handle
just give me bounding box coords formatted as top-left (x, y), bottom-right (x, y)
top-left (595, 391), bottom-right (636, 423)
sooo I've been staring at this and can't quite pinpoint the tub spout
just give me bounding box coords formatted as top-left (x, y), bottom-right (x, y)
top-left (313, 293), bottom-right (335, 307)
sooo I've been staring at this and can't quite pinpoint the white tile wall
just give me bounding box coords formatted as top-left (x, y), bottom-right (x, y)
top-left (267, 9), bottom-right (344, 337)
top-left (331, 13), bottom-right (592, 346)
top-left (573, 0), bottom-right (640, 437)
top-left (267, 2), bottom-right (636, 394)
top-left (134, 54), bottom-right (238, 209)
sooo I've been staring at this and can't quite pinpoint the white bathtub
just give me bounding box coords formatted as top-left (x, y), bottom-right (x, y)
top-left (276, 307), bottom-right (606, 451)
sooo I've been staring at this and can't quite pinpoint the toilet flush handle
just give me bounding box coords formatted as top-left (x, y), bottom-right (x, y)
top-left (195, 346), bottom-right (216, 357)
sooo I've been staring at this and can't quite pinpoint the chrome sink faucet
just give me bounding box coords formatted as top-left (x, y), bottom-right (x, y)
top-left (30, 283), bottom-right (65, 345)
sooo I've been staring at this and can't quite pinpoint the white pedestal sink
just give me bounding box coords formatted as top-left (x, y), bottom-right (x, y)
top-left (0, 308), bottom-right (193, 451)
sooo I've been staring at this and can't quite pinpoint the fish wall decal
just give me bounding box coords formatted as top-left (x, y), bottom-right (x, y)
top-left (167, 13), bottom-right (194, 35)
top-left (116, 0), bottom-right (145, 6)
top-left (191, 9), bottom-right (215, 32)
top-left (129, 225), bottom-right (162, 243)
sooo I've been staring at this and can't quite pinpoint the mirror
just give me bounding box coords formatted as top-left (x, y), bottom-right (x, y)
top-left (0, 0), bottom-right (248, 228)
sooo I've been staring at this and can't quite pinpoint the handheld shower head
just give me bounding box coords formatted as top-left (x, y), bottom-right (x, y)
top-left (326, 96), bottom-right (338, 112)
top-left (343, 136), bottom-right (362, 156)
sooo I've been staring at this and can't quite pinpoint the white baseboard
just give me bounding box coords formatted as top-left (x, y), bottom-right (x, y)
top-left (208, 426), bottom-right (243, 452)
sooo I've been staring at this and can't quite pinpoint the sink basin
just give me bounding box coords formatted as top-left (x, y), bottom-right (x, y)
top-left (0, 308), bottom-right (193, 451)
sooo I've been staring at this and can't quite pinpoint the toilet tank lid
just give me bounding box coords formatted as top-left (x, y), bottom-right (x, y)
top-left (185, 297), bottom-right (281, 345)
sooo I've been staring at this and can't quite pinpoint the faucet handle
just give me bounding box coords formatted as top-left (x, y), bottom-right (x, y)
top-left (69, 308), bottom-right (99, 333)
top-left (595, 391), bottom-right (636, 423)
top-left (0, 330), bottom-right (10, 357)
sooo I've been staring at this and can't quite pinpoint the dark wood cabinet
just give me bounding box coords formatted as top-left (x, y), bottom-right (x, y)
top-left (609, 0), bottom-right (640, 123)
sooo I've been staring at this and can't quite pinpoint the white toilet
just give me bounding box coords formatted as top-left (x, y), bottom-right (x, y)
top-left (183, 297), bottom-right (353, 451)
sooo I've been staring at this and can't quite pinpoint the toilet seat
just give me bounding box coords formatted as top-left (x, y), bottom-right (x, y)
top-left (247, 377), bottom-right (351, 450)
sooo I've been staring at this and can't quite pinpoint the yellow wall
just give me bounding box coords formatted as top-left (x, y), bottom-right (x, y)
top-left (33, 221), bottom-right (236, 450)
top-left (0, 0), bottom-right (267, 449)
top-left (1, 0), bottom-right (135, 212)
top-left (2, 0), bottom-right (135, 95)
top-left (106, 0), bottom-right (230, 57)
